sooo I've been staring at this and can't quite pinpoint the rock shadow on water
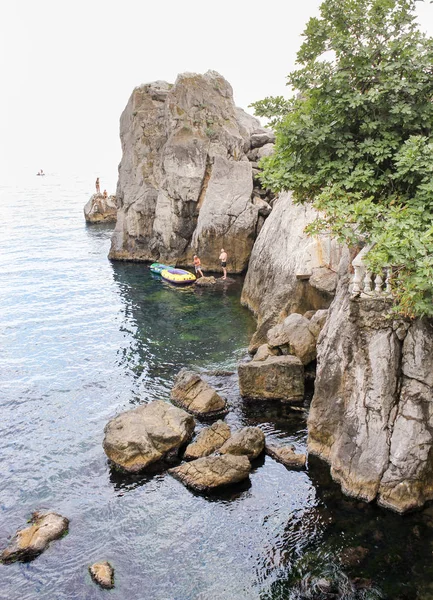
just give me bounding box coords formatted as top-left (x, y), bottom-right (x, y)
top-left (108, 463), bottom-right (168, 494)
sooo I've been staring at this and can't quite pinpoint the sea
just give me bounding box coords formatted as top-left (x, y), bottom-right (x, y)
top-left (1, 172), bottom-right (433, 600)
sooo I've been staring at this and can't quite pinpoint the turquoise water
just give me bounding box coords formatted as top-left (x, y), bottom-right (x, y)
top-left (1, 174), bottom-right (433, 600)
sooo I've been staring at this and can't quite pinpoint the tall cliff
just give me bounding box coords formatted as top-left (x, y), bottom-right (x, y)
top-left (308, 250), bottom-right (433, 513)
top-left (109, 70), bottom-right (274, 272)
top-left (241, 192), bottom-right (340, 350)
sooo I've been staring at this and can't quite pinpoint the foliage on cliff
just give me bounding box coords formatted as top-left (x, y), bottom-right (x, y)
top-left (251, 0), bottom-right (433, 317)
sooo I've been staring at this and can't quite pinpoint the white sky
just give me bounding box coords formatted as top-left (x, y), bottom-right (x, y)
top-left (1, 0), bottom-right (432, 186)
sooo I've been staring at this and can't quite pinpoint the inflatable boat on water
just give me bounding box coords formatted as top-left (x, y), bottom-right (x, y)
top-left (161, 268), bottom-right (196, 284)
top-left (150, 262), bottom-right (171, 274)
top-left (150, 263), bottom-right (196, 284)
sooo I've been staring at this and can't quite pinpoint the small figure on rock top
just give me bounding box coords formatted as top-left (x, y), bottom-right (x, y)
top-left (95, 177), bottom-right (100, 194)
top-left (219, 248), bottom-right (228, 280)
top-left (103, 189), bottom-right (108, 199)
top-left (193, 255), bottom-right (204, 278)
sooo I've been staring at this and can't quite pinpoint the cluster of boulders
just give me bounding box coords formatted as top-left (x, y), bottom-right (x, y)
top-left (83, 193), bottom-right (117, 223)
top-left (238, 309), bottom-right (328, 402)
top-left (0, 511), bottom-right (114, 589)
top-left (102, 371), bottom-right (306, 493)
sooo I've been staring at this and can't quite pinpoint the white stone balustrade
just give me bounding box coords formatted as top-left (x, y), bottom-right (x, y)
top-left (350, 246), bottom-right (392, 298)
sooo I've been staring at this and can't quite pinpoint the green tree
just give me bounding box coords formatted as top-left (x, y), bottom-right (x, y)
top-left (252, 0), bottom-right (433, 317)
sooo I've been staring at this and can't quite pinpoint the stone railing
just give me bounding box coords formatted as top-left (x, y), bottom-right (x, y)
top-left (350, 245), bottom-right (392, 298)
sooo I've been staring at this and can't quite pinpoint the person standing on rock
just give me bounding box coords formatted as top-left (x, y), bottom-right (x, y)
top-left (103, 189), bottom-right (108, 199)
top-left (95, 177), bottom-right (100, 194)
top-left (193, 255), bottom-right (204, 278)
top-left (219, 249), bottom-right (228, 280)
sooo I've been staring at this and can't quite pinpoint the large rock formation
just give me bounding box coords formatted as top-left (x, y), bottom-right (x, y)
top-left (109, 70), bottom-right (274, 272)
top-left (103, 400), bottom-right (195, 472)
top-left (308, 249), bottom-right (433, 513)
top-left (241, 192), bottom-right (341, 351)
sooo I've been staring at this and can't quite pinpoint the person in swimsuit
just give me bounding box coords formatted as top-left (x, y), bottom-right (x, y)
top-left (219, 248), bottom-right (228, 280)
top-left (95, 177), bottom-right (100, 194)
top-left (103, 189), bottom-right (108, 199)
top-left (193, 255), bottom-right (204, 278)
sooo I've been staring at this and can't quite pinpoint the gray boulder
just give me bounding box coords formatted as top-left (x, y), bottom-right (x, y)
top-left (238, 355), bottom-right (304, 402)
top-left (250, 130), bottom-right (276, 148)
top-left (309, 266), bottom-right (338, 295)
top-left (170, 369), bottom-right (227, 418)
top-left (184, 421), bottom-right (231, 460)
top-left (169, 454), bottom-right (251, 492)
top-left (266, 444), bottom-right (306, 470)
top-left (1, 512), bottom-right (69, 563)
top-left (219, 427), bottom-right (265, 460)
top-left (89, 561), bottom-right (115, 589)
top-left (308, 309), bottom-right (329, 340)
top-left (252, 344), bottom-right (279, 362)
top-left (267, 313), bottom-right (317, 365)
top-left (103, 400), bottom-right (195, 472)
top-left (84, 193), bottom-right (117, 223)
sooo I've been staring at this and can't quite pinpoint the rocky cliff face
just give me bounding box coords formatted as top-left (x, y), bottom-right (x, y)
top-left (241, 192), bottom-right (340, 350)
top-left (109, 71), bottom-right (274, 272)
top-left (308, 249), bottom-right (433, 513)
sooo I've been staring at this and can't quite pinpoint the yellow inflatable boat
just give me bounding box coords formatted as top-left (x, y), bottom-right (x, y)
top-left (161, 268), bottom-right (196, 285)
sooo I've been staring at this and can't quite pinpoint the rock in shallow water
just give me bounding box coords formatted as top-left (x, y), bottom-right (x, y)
top-left (89, 561), bottom-right (115, 589)
top-left (1, 512), bottom-right (69, 563)
top-left (103, 400), bottom-right (195, 473)
top-left (195, 276), bottom-right (216, 287)
top-left (184, 421), bottom-right (231, 460)
top-left (238, 355), bottom-right (304, 402)
top-left (219, 426), bottom-right (265, 460)
top-left (170, 369), bottom-right (227, 418)
top-left (84, 193), bottom-right (117, 223)
top-left (169, 454), bottom-right (251, 492)
top-left (266, 444), bottom-right (306, 470)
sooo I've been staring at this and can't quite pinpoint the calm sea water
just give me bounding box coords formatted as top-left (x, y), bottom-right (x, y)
top-left (1, 174), bottom-right (433, 600)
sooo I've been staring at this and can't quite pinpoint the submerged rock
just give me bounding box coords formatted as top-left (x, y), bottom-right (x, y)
top-left (266, 444), bottom-right (306, 470)
top-left (84, 193), bottom-right (117, 223)
top-left (89, 561), bottom-right (115, 589)
top-left (184, 421), bottom-right (231, 460)
top-left (238, 355), bottom-right (304, 402)
top-left (169, 454), bottom-right (251, 492)
top-left (219, 426), bottom-right (265, 460)
top-left (1, 512), bottom-right (69, 563)
top-left (103, 400), bottom-right (195, 473)
top-left (170, 369), bottom-right (227, 418)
